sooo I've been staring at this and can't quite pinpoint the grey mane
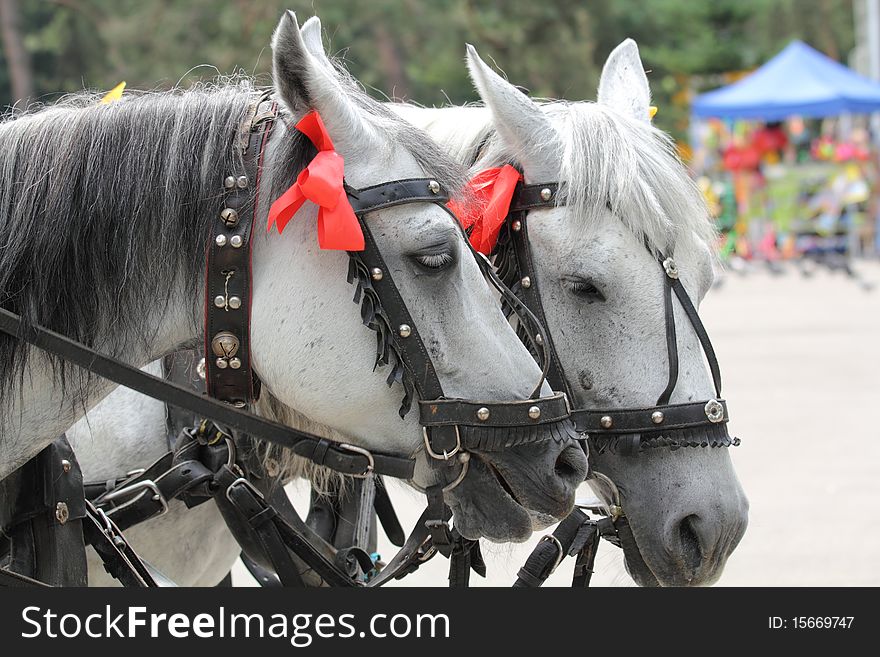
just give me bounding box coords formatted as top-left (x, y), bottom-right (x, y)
top-left (0, 76), bottom-right (466, 397)
top-left (412, 100), bottom-right (714, 252)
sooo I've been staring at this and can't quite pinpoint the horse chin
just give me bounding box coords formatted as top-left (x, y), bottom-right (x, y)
top-left (446, 456), bottom-right (534, 543)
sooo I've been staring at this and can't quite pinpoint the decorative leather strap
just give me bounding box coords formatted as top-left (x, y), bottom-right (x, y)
top-left (573, 399), bottom-right (729, 434)
top-left (205, 96), bottom-right (275, 405)
top-left (418, 392), bottom-right (570, 428)
top-left (501, 185), bottom-right (573, 400)
top-left (346, 178), bottom-right (450, 214)
top-left (509, 182), bottom-right (561, 212)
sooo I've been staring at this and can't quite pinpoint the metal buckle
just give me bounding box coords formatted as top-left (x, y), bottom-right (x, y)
top-left (539, 534), bottom-right (565, 575)
top-left (338, 443), bottom-right (375, 478)
top-left (224, 476), bottom-right (265, 504)
top-left (422, 426), bottom-right (461, 460)
top-left (101, 480), bottom-right (169, 517)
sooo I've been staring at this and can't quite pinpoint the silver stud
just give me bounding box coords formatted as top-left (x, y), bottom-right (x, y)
top-left (662, 257), bottom-right (679, 279)
top-left (651, 411), bottom-right (664, 425)
top-left (265, 458), bottom-right (281, 477)
top-left (428, 180), bottom-right (440, 194)
top-left (511, 220), bottom-right (522, 232)
top-left (528, 406), bottom-right (541, 420)
top-left (371, 268), bottom-right (383, 281)
top-left (398, 324), bottom-right (412, 338)
top-left (230, 235), bottom-right (243, 248)
top-left (521, 276), bottom-right (531, 288)
top-left (196, 358), bottom-right (207, 380)
top-left (211, 331), bottom-right (240, 359)
top-left (229, 358), bottom-right (242, 370)
top-left (476, 407), bottom-right (490, 422)
top-left (600, 415), bottom-right (613, 429)
top-left (540, 187), bottom-right (553, 201)
top-left (55, 502), bottom-right (69, 525)
top-left (535, 334), bottom-right (544, 345)
top-left (224, 175), bottom-right (236, 189)
top-left (220, 208), bottom-right (239, 227)
top-left (704, 399), bottom-right (724, 423)
top-left (228, 296), bottom-right (242, 310)
top-left (215, 358), bottom-right (228, 369)
top-left (215, 234), bottom-right (227, 247)
top-left (61, 459), bottom-right (72, 474)
top-left (214, 295), bottom-right (227, 309)
top-left (236, 175), bottom-right (249, 189)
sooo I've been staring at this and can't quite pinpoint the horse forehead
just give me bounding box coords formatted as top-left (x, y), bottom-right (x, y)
top-left (340, 139), bottom-right (426, 188)
top-left (371, 203), bottom-right (458, 245)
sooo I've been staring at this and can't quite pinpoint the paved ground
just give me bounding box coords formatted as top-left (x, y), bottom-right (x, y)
top-left (234, 260), bottom-right (880, 586)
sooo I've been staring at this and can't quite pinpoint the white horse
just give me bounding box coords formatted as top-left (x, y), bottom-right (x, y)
top-left (70, 21), bottom-right (748, 587)
top-left (0, 11), bottom-right (587, 585)
top-left (384, 36), bottom-right (748, 586)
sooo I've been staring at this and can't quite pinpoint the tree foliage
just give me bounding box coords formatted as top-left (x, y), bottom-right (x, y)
top-left (0, 0), bottom-right (856, 139)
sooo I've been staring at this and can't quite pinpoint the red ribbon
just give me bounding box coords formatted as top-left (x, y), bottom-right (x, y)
top-left (267, 111), bottom-right (364, 251)
top-left (448, 165), bottom-right (522, 255)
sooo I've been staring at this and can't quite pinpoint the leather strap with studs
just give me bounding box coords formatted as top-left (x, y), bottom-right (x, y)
top-left (205, 97), bottom-right (276, 406)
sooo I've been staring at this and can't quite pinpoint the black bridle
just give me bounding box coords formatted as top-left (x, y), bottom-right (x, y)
top-left (495, 179), bottom-right (739, 456)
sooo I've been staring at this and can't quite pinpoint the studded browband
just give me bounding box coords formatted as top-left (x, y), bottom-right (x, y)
top-left (499, 179), bottom-right (735, 446)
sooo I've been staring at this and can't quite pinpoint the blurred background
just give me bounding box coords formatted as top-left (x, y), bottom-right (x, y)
top-left (2, 0), bottom-right (877, 585)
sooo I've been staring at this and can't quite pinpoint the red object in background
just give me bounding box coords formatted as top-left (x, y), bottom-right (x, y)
top-left (722, 143), bottom-right (761, 171)
top-left (753, 126), bottom-right (788, 154)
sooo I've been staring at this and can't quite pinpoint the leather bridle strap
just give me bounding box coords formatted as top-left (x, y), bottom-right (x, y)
top-left (656, 272), bottom-right (679, 406)
top-left (513, 508), bottom-right (597, 587)
top-left (0, 307), bottom-right (414, 480)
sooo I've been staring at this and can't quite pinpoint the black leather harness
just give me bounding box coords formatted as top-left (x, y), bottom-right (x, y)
top-left (0, 94), bottom-right (579, 587)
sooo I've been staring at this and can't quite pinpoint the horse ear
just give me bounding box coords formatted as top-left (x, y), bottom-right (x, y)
top-left (597, 39), bottom-right (652, 123)
top-left (465, 44), bottom-right (560, 180)
top-left (300, 16), bottom-right (329, 64)
top-left (271, 11), bottom-right (371, 148)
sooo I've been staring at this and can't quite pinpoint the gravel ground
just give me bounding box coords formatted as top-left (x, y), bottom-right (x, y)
top-left (234, 259), bottom-right (880, 587)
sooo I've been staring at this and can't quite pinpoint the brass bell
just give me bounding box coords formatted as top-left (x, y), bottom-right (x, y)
top-left (220, 208), bottom-right (239, 227)
top-left (211, 331), bottom-right (240, 359)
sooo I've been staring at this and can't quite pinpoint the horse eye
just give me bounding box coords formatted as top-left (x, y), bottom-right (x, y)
top-left (413, 252), bottom-right (454, 271)
top-left (564, 278), bottom-right (606, 303)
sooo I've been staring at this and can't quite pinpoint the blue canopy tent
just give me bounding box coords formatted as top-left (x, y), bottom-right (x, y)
top-left (692, 40), bottom-right (880, 120)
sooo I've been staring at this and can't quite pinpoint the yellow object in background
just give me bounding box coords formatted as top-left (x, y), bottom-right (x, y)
top-left (100, 82), bottom-right (126, 104)
top-left (649, 106), bottom-right (658, 119)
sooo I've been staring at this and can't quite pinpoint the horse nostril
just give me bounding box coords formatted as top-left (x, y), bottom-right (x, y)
top-left (678, 515), bottom-right (704, 575)
top-left (554, 445), bottom-right (588, 484)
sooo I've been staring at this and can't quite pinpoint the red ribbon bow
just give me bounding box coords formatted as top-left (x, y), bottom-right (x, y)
top-left (448, 165), bottom-right (522, 255)
top-left (267, 111), bottom-right (364, 251)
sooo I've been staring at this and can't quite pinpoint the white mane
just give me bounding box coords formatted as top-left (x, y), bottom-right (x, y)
top-left (393, 101), bottom-right (715, 253)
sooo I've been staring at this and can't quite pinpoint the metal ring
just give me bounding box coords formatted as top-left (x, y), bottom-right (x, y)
top-left (422, 425), bottom-right (461, 460)
top-left (100, 480), bottom-right (169, 517)
top-left (539, 534), bottom-right (565, 575)
top-left (408, 452), bottom-right (471, 494)
top-left (338, 443), bottom-right (375, 478)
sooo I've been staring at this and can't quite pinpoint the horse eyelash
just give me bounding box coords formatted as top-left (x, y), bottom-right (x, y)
top-left (416, 252), bottom-right (454, 269)
top-left (564, 279), bottom-right (606, 302)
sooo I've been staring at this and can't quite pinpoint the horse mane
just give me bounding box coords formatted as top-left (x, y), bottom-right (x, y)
top-left (394, 100), bottom-right (715, 253)
top-left (0, 81), bottom-right (259, 396)
top-left (0, 76), bottom-right (466, 400)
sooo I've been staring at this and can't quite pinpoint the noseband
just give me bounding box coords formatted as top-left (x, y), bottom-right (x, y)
top-left (492, 178), bottom-right (740, 456)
